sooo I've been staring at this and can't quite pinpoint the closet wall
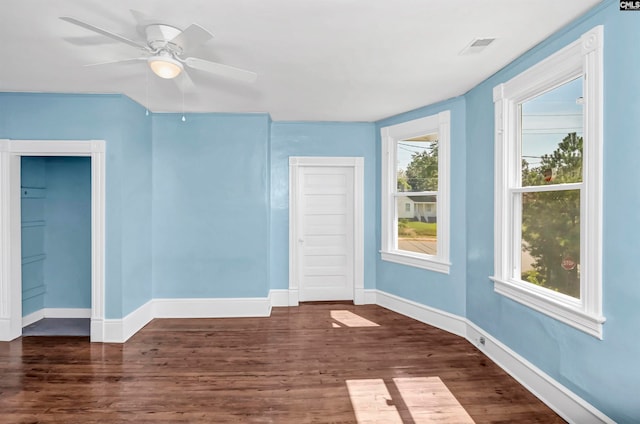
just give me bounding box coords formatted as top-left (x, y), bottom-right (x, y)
top-left (21, 157), bottom-right (47, 316)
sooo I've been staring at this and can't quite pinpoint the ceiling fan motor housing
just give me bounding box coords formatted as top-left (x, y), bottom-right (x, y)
top-left (145, 24), bottom-right (183, 55)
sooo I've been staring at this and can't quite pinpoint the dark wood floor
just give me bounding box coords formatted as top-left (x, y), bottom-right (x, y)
top-left (0, 303), bottom-right (564, 423)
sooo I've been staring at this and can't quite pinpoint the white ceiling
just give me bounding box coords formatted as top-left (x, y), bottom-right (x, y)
top-left (0, 0), bottom-right (601, 122)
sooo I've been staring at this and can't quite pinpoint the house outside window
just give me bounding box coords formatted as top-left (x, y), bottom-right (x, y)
top-left (492, 26), bottom-right (604, 338)
top-left (380, 111), bottom-right (450, 273)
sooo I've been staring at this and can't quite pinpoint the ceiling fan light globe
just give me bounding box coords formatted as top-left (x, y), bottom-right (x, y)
top-left (148, 56), bottom-right (183, 79)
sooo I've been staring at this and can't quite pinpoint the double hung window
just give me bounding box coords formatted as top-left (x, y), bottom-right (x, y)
top-left (492, 26), bottom-right (604, 338)
top-left (380, 111), bottom-right (450, 273)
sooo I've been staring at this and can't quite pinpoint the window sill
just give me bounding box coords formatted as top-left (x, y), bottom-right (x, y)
top-left (380, 250), bottom-right (450, 274)
top-left (491, 276), bottom-right (605, 339)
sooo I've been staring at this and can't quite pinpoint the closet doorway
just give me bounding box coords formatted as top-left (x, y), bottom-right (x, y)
top-left (0, 140), bottom-right (106, 342)
top-left (20, 156), bottom-right (92, 337)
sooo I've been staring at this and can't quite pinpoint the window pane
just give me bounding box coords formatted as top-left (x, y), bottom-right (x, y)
top-left (396, 134), bottom-right (438, 192)
top-left (520, 189), bottom-right (580, 298)
top-left (520, 77), bottom-right (583, 186)
top-left (397, 196), bottom-right (437, 255)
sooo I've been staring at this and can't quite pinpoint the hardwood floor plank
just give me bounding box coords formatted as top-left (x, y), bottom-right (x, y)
top-left (0, 303), bottom-right (564, 423)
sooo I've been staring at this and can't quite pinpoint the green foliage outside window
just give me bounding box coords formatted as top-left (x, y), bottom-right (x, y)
top-left (404, 142), bottom-right (438, 192)
top-left (521, 133), bottom-right (582, 298)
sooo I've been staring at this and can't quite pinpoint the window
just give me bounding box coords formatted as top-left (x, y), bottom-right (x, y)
top-left (492, 26), bottom-right (604, 338)
top-left (381, 111), bottom-right (450, 273)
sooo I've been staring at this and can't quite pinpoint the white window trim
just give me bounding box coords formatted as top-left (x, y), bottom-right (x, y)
top-left (380, 111), bottom-right (451, 274)
top-left (492, 26), bottom-right (605, 338)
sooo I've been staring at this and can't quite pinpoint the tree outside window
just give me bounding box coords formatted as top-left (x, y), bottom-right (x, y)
top-left (519, 77), bottom-right (583, 299)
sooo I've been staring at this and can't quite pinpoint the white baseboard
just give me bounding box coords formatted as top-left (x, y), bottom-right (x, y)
top-left (269, 289), bottom-right (290, 307)
top-left (102, 300), bottom-right (154, 343)
top-left (466, 322), bottom-right (614, 424)
top-left (375, 289), bottom-right (467, 338)
top-left (96, 295), bottom-right (275, 343)
top-left (102, 319), bottom-right (123, 343)
top-left (288, 289), bottom-right (299, 306)
top-left (371, 289), bottom-right (612, 424)
top-left (22, 310), bottom-right (45, 327)
top-left (90, 318), bottom-right (103, 342)
top-left (364, 289), bottom-right (377, 304)
top-left (45, 308), bottom-right (91, 318)
top-left (153, 296), bottom-right (272, 318)
top-left (22, 308), bottom-right (91, 327)
top-left (0, 318), bottom-right (12, 341)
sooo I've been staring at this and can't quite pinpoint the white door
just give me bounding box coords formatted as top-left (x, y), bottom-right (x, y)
top-left (296, 165), bottom-right (355, 301)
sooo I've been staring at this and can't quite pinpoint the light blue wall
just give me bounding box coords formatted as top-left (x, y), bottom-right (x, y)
top-left (465, 2), bottom-right (639, 421)
top-left (20, 157), bottom-right (47, 316)
top-left (151, 113), bottom-right (271, 298)
top-left (269, 122), bottom-right (377, 290)
top-left (0, 93), bottom-right (153, 319)
top-left (120, 99), bottom-right (153, 316)
top-left (375, 97), bottom-right (467, 316)
top-left (43, 157), bottom-right (91, 310)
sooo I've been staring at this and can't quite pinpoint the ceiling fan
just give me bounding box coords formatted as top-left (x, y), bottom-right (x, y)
top-left (60, 10), bottom-right (257, 85)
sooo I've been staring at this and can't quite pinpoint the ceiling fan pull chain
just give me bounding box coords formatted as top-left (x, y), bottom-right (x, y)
top-left (181, 88), bottom-right (186, 122)
top-left (145, 66), bottom-right (150, 116)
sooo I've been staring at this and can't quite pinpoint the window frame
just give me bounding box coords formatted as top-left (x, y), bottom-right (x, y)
top-left (492, 26), bottom-right (605, 338)
top-left (380, 111), bottom-right (451, 273)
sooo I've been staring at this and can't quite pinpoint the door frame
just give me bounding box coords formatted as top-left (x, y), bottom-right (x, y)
top-left (0, 139), bottom-right (106, 342)
top-left (289, 156), bottom-right (364, 306)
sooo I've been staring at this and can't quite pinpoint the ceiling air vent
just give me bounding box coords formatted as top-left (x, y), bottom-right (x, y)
top-left (459, 38), bottom-right (496, 55)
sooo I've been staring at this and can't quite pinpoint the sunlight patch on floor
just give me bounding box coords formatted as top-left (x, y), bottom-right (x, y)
top-left (346, 377), bottom-right (475, 424)
top-left (346, 379), bottom-right (403, 423)
top-left (331, 310), bottom-right (380, 328)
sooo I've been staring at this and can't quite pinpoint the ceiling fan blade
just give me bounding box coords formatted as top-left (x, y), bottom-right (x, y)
top-left (175, 70), bottom-right (197, 93)
top-left (169, 24), bottom-right (214, 52)
top-left (60, 16), bottom-right (148, 51)
top-left (83, 57), bottom-right (147, 67)
top-left (185, 57), bottom-right (257, 83)
top-left (129, 9), bottom-right (162, 32)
